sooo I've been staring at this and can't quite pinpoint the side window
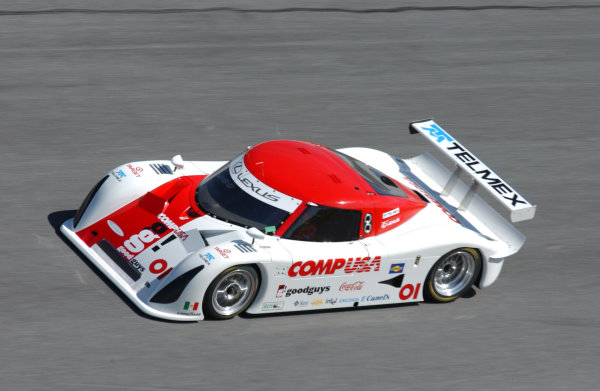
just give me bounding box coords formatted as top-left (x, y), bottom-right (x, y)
top-left (282, 205), bottom-right (362, 242)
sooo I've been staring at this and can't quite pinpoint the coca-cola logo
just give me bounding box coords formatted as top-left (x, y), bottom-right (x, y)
top-left (276, 285), bottom-right (330, 297)
top-left (339, 281), bottom-right (365, 291)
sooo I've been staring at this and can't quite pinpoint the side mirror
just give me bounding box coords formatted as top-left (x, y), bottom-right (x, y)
top-left (246, 227), bottom-right (265, 243)
top-left (171, 154), bottom-right (184, 171)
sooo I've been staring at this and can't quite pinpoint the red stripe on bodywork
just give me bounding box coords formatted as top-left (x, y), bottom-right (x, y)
top-left (77, 176), bottom-right (205, 252)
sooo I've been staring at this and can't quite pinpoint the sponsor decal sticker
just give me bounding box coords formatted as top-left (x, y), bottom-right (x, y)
top-left (127, 164), bottom-right (143, 177)
top-left (382, 207), bottom-right (399, 219)
top-left (178, 301), bottom-right (202, 316)
top-left (129, 259), bottom-right (145, 273)
top-left (149, 259), bottom-right (167, 274)
top-left (415, 121), bottom-right (529, 209)
top-left (107, 220), bottom-right (124, 237)
top-left (340, 297), bottom-right (360, 303)
top-left (276, 284), bottom-right (286, 298)
top-left (389, 263), bottom-right (405, 274)
top-left (399, 283), bottom-right (421, 300)
top-left (381, 217), bottom-right (400, 229)
top-left (445, 142), bottom-right (527, 207)
top-left (149, 259), bottom-right (173, 280)
top-left (117, 222), bottom-right (167, 260)
top-left (310, 299), bottom-right (323, 307)
top-left (183, 301), bottom-right (199, 311)
top-left (96, 239), bottom-right (142, 281)
top-left (157, 213), bottom-right (188, 240)
top-left (111, 169), bottom-right (126, 182)
top-left (326, 298), bottom-right (338, 305)
top-left (277, 285), bottom-right (331, 298)
top-left (229, 155), bottom-right (301, 213)
top-left (288, 256), bottom-right (381, 277)
top-left (215, 247), bottom-right (231, 259)
top-left (360, 294), bottom-right (390, 303)
top-left (339, 281), bottom-right (364, 291)
top-left (262, 302), bottom-right (284, 311)
top-left (293, 300), bottom-right (309, 307)
top-left (200, 252), bottom-right (215, 265)
top-left (421, 123), bottom-right (454, 143)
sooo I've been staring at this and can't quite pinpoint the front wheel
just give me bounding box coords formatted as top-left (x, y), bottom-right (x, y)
top-left (203, 266), bottom-right (260, 319)
top-left (424, 248), bottom-right (481, 302)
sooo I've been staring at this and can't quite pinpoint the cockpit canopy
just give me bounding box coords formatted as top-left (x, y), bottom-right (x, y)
top-left (195, 140), bottom-right (426, 241)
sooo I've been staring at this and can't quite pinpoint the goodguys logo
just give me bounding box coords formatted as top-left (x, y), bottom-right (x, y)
top-left (277, 285), bottom-right (331, 297)
top-left (130, 259), bottom-right (145, 273)
top-left (288, 256), bottom-right (381, 277)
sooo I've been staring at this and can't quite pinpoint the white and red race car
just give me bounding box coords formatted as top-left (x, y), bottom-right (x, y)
top-left (61, 120), bottom-right (535, 321)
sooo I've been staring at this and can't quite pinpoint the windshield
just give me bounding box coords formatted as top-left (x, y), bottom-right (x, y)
top-left (195, 158), bottom-right (292, 231)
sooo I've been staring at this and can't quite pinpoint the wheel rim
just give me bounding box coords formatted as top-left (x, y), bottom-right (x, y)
top-left (433, 250), bottom-right (476, 297)
top-left (211, 268), bottom-right (258, 316)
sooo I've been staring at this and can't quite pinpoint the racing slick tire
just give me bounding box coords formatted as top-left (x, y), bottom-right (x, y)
top-left (203, 266), bottom-right (260, 319)
top-left (424, 248), bottom-right (481, 303)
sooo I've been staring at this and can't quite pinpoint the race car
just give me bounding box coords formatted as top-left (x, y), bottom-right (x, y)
top-left (60, 119), bottom-right (536, 321)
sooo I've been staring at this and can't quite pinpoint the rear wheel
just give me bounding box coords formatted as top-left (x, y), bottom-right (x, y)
top-left (425, 248), bottom-right (481, 302)
top-left (203, 266), bottom-right (259, 319)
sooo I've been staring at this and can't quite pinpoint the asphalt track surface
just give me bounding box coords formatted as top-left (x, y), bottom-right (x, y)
top-left (1, 2), bottom-right (599, 390)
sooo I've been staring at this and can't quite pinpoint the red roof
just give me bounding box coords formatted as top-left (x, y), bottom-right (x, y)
top-left (244, 140), bottom-right (375, 209)
top-left (243, 140), bottom-right (428, 236)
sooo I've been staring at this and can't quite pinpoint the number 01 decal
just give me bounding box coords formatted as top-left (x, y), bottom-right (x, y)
top-left (399, 283), bottom-right (421, 300)
top-left (149, 259), bottom-right (173, 280)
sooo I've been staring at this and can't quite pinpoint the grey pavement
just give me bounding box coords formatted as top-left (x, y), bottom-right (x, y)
top-left (1, 3), bottom-right (599, 390)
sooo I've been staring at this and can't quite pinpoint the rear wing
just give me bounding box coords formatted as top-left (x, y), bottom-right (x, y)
top-left (409, 119), bottom-right (536, 223)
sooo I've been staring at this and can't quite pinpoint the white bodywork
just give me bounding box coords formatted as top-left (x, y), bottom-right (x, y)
top-left (60, 120), bottom-right (535, 321)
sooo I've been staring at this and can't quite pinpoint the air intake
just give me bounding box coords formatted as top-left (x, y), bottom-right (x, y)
top-left (150, 163), bottom-right (173, 175)
top-left (150, 265), bottom-right (205, 304)
top-left (329, 174), bottom-right (342, 184)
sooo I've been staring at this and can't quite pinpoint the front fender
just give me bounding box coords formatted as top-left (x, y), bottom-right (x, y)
top-left (73, 161), bottom-right (184, 231)
top-left (144, 240), bottom-right (271, 320)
